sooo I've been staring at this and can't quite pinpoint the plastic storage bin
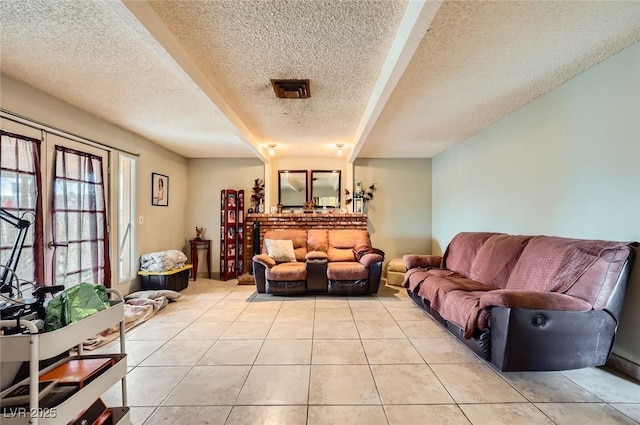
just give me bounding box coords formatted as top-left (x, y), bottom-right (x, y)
top-left (137, 265), bottom-right (192, 291)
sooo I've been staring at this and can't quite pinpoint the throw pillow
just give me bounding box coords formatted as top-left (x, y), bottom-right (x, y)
top-left (265, 239), bottom-right (296, 262)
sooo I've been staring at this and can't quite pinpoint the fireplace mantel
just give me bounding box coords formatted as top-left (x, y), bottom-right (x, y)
top-left (243, 212), bottom-right (368, 273)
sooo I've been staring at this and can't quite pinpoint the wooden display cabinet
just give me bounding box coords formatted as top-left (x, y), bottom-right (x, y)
top-left (220, 189), bottom-right (244, 280)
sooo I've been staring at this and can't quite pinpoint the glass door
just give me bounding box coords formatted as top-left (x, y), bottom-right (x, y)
top-left (45, 134), bottom-right (111, 287)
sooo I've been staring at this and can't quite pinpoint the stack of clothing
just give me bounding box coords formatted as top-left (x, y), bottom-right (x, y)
top-left (139, 250), bottom-right (187, 272)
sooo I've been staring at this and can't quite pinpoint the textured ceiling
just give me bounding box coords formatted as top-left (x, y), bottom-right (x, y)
top-left (0, 0), bottom-right (255, 158)
top-left (148, 0), bottom-right (408, 157)
top-left (1, 1), bottom-right (639, 160)
top-left (361, 1), bottom-right (640, 157)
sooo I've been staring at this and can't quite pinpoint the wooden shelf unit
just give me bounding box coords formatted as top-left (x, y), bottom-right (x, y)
top-left (220, 189), bottom-right (244, 280)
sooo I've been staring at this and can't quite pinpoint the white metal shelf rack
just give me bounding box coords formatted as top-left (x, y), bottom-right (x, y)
top-left (0, 289), bottom-right (129, 425)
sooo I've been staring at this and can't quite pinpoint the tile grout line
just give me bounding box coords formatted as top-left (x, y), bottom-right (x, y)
top-left (386, 291), bottom-right (478, 424)
top-left (136, 282), bottom-right (251, 424)
top-left (227, 294), bottom-right (283, 410)
top-left (129, 280), bottom-right (639, 424)
top-left (354, 301), bottom-right (392, 425)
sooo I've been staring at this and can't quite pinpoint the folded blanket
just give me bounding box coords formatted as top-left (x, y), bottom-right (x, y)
top-left (140, 250), bottom-right (187, 272)
top-left (83, 296), bottom-right (170, 350)
top-left (352, 245), bottom-right (385, 261)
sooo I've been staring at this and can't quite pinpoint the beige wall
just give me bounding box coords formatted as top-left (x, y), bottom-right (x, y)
top-left (432, 43), bottom-right (640, 364)
top-left (355, 158), bottom-right (432, 263)
top-left (0, 74), bottom-right (189, 294)
top-left (186, 158), bottom-right (264, 276)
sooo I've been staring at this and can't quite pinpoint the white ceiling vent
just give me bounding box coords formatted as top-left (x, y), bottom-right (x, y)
top-left (271, 79), bottom-right (310, 99)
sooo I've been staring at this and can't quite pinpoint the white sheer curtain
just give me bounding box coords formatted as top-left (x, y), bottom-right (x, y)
top-left (0, 130), bottom-right (43, 292)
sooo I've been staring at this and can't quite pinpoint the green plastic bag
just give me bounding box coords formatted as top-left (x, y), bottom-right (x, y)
top-left (44, 283), bottom-right (110, 331)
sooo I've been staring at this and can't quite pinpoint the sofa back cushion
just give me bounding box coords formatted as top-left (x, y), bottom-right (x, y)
top-left (262, 230), bottom-right (308, 262)
top-left (505, 236), bottom-right (629, 298)
top-left (565, 245), bottom-right (635, 309)
top-left (443, 232), bottom-right (500, 277)
top-left (469, 234), bottom-right (532, 289)
top-left (307, 229), bottom-right (329, 252)
top-left (327, 230), bottom-right (371, 262)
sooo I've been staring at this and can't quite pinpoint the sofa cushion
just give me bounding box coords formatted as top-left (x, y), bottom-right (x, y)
top-left (329, 229), bottom-right (371, 248)
top-left (417, 269), bottom-right (491, 314)
top-left (307, 229), bottom-right (329, 252)
top-left (266, 262), bottom-right (307, 281)
top-left (265, 239), bottom-right (296, 263)
top-left (566, 245), bottom-right (634, 308)
top-left (328, 248), bottom-right (356, 262)
top-left (443, 232), bottom-right (500, 277)
top-left (327, 230), bottom-right (371, 262)
top-left (327, 262), bottom-right (369, 280)
top-left (506, 236), bottom-right (628, 293)
top-left (469, 234), bottom-right (532, 289)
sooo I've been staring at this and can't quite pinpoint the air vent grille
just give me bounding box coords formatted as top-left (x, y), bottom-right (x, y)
top-left (271, 79), bottom-right (310, 99)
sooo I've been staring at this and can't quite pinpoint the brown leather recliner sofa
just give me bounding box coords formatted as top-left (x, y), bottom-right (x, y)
top-left (403, 232), bottom-right (637, 371)
top-left (252, 229), bottom-right (384, 295)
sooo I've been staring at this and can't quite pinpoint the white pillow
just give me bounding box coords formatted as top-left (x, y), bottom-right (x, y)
top-left (265, 239), bottom-right (296, 263)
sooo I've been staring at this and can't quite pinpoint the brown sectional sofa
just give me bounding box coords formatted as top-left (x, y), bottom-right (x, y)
top-left (253, 229), bottom-right (384, 295)
top-left (403, 232), bottom-right (637, 371)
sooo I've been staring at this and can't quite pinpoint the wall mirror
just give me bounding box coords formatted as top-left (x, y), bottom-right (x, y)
top-left (278, 170), bottom-right (308, 207)
top-left (311, 170), bottom-right (341, 208)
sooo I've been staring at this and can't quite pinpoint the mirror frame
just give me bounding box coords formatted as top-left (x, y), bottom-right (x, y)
top-left (278, 170), bottom-right (309, 208)
top-left (310, 170), bottom-right (341, 208)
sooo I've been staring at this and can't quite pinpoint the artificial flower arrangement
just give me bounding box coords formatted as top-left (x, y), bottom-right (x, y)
top-left (303, 199), bottom-right (316, 212)
top-left (344, 181), bottom-right (377, 206)
top-left (250, 178), bottom-right (265, 211)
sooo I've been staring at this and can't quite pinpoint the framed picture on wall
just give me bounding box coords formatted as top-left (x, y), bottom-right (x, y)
top-left (152, 173), bottom-right (169, 206)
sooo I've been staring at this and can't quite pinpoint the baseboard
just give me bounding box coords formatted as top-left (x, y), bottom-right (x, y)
top-left (607, 353), bottom-right (640, 381)
top-left (194, 271), bottom-right (221, 280)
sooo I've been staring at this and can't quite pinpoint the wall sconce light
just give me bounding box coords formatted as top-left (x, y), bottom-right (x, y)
top-left (268, 144), bottom-right (276, 156)
top-left (336, 143), bottom-right (344, 156)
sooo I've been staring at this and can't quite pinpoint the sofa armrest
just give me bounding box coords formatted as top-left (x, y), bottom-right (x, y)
top-left (479, 289), bottom-right (592, 311)
top-left (253, 254), bottom-right (276, 269)
top-left (359, 253), bottom-right (384, 267)
top-left (403, 254), bottom-right (442, 270)
top-left (490, 308), bottom-right (616, 371)
top-left (253, 262), bottom-right (267, 293)
top-left (306, 250), bottom-right (328, 261)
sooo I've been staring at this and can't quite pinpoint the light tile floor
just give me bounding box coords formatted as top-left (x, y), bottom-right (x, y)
top-left (98, 279), bottom-right (640, 425)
